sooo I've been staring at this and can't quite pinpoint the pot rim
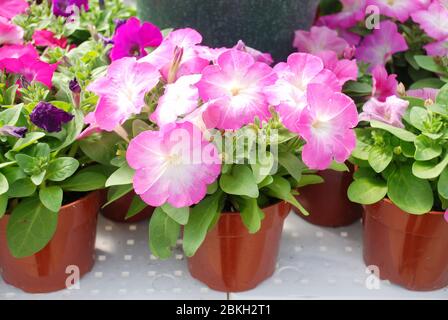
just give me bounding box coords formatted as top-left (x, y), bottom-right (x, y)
top-left (220, 200), bottom-right (289, 216)
top-left (381, 198), bottom-right (444, 215)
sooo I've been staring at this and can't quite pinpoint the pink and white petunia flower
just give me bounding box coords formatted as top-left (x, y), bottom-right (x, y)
top-left (356, 21), bottom-right (408, 70)
top-left (424, 39), bottom-right (448, 56)
top-left (411, 1), bottom-right (448, 40)
top-left (0, 44), bottom-right (38, 60)
top-left (359, 95), bottom-right (409, 128)
top-left (197, 49), bottom-right (276, 130)
top-left (0, 16), bottom-right (23, 45)
top-left (293, 26), bottom-right (350, 57)
top-left (87, 57), bottom-right (160, 131)
top-left (296, 83), bottom-right (358, 170)
top-left (126, 122), bottom-right (221, 208)
top-left (264, 52), bottom-right (341, 132)
top-left (371, 65), bottom-right (398, 102)
top-left (150, 74), bottom-right (201, 127)
top-left (0, 0), bottom-right (28, 19)
top-left (234, 40), bottom-right (274, 65)
top-left (367, 0), bottom-right (425, 22)
top-left (316, 51), bottom-right (358, 87)
top-left (318, 0), bottom-right (367, 28)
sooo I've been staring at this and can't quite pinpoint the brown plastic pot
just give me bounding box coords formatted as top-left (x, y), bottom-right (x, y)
top-left (363, 199), bottom-right (448, 291)
top-left (187, 201), bottom-right (291, 292)
top-left (294, 167), bottom-right (362, 227)
top-left (101, 191), bottom-right (154, 223)
top-left (0, 191), bottom-right (102, 293)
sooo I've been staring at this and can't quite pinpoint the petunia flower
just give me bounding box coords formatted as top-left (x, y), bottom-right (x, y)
top-left (316, 51), bottom-right (358, 87)
top-left (367, 0), bottom-right (425, 22)
top-left (126, 122), bottom-right (221, 208)
top-left (30, 102), bottom-right (74, 132)
top-left (234, 40), bottom-right (274, 65)
top-left (293, 26), bottom-right (350, 57)
top-left (407, 88), bottom-right (439, 101)
top-left (52, 0), bottom-right (89, 17)
top-left (196, 49), bottom-right (276, 130)
top-left (444, 210), bottom-right (448, 223)
top-left (150, 74), bottom-right (201, 127)
top-left (264, 52), bottom-right (341, 132)
top-left (0, 44), bottom-right (38, 60)
top-left (77, 112), bottom-right (101, 140)
top-left (0, 16), bottom-right (23, 45)
top-left (87, 57), bottom-right (160, 131)
top-left (296, 83), bottom-right (358, 170)
top-left (0, 54), bottom-right (57, 88)
top-left (0, 125), bottom-right (27, 138)
top-left (411, 2), bottom-right (448, 40)
top-left (110, 17), bottom-right (163, 61)
top-left (32, 30), bottom-right (68, 48)
top-left (318, 0), bottom-right (366, 28)
top-left (371, 65), bottom-right (398, 102)
top-left (0, 0), bottom-right (28, 19)
top-left (359, 95), bottom-right (409, 128)
top-left (356, 21), bottom-right (408, 70)
top-left (141, 28), bottom-right (210, 81)
top-left (424, 39), bottom-right (448, 57)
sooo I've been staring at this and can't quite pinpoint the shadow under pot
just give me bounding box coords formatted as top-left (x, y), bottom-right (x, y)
top-left (101, 190), bottom-right (154, 223)
top-left (0, 191), bottom-right (102, 293)
top-left (363, 199), bottom-right (448, 291)
top-left (294, 168), bottom-right (363, 227)
top-left (188, 201), bottom-right (291, 292)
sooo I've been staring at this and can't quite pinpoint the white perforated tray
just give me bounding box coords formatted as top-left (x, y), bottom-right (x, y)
top-left (0, 213), bottom-right (447, 300)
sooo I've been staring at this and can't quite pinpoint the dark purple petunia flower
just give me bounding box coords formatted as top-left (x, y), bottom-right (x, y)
top-left (69, 78), bottom-right (81, 94)
top-left (52, 0), bottom-right (89, 17)
top-left (0, 125), bottom-right (27, 138)
top-left (30, 102), bottom-right (74, 132)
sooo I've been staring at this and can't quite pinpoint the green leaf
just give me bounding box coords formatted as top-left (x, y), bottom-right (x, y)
top-left (0, 104), bottom-right (23, 126)
top-left (250, 151), bottom-right (275, 183)
top-left (15, 154), bottom-right (40, 175)
top-left (46, 157), bottom-right (79, 182)
top-left (12, 132), bottom-right (45, 152)
top-left (0, 172), bottom-right (8, 195)
top-left (348, 176), bottom-right (387, 205)
top-left (388, 165), bottom-right (433, 214)
top-left (436, 83), bottom-right (448, 105)
top-left (258, 175), bottom-right (274, 188)
top-left (412, 153), bottom-right (448, 179)
top-left (278, 152), bottom-right (304, 182)
top-left (161, 203), bottom-right (189, 225)
top-left (79, 131), bottom-right (121, 165)
top-left (53, 109), bottom-right (84, 151)
top-left (414, 135), bottom-right (442, 161)
top-left (0, 193), bottom-right (7, 219)
top-left (370, 120), bottom-right (416, 142)
top-left (6, 197), bottom-right (58, 258)
top-left (409, 78), bottom-right (444, 90)
top-left (328, 161), bottom-right (350, 172)
top-left (7, 178), bottom-right (36, 197)
top-left (237, 197), bottom-right (264, 234)
top-left (297, 174), bottom-right (324, 187)
top-left (219, 165), bottom-right (259, 198)
top-left (414, 55), bottom-right (447, 74)
top-left (39, 186), bottom-right (63, 212)
top-left (31, 170), bottom-right (46, 186)
top-left (125, 195), bottom-right (147, 219)
top-left (102, 184), bottom-right (133, 208)
top-left (368, 146), bottom-right (393, 173)
top-left (264, 175), bottom-right (309, 216)
top-left (437, 167), bottom-right (448, 199)
top-left (409, 107), bottom-right (428, 131)
top-left (61, 167), bottom-right (107, 192)
top-left (105, 163), bottom-right (134, 187)
top-left (183, 191), bottom-right (224, 257)
top-left (149, 207), bottom-right (180, 259)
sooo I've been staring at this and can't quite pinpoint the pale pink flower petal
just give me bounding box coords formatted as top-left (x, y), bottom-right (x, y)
top-left (411, 1), bottom-right (448, 40)
top-left (296, 83), bottom-right (358, 170)
top-left (0, 16), bottom-right (23, 45)
top-left (87, 57), bottom-right (160, 131)
top-left (356, 20), bottom-right (408, 70)
top-left (318, 0), bottom-right (366, 28)
top-left (359, 96), bottom-right (409, 128)
top-left (371, 65), bottom-right (398, 102)
top-left (234, 40), bottom-right (273, 65)
top-left (368, 0), bottom-right (424, 22)
top-left (424, 39), bottom-right (448, 56)
top-left (197, 49), bottom-right (276, 130)
top-left (0, 0), bottom-right (28, 19)
top-left (293, 26), bottom-right (349, 57)
top-left (316, 51), bottom-right (358, 86)
top-left (407, 88), bottom-right (439, 101)
top-left (126, 122), bottom-right (221, 208)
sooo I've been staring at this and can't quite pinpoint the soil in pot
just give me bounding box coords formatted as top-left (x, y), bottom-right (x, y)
top-left (294, 167), bottom-right (363, 227)
top-left (0, 191), bottom-right (102, 293)
top-left (101, 190), bottom-right (154, 223)
top-left (363, 199), bottom-right (448, 291)
top-left (187, 201), bottom-right (291, 292)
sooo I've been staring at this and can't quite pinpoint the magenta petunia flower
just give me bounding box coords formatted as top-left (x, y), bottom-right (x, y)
top-left (424, 39), bottom-right (448, 56)
top-left (77, 112), bottom-right (101, 140)
top-left (316, 51), bottom-right (358, 87)
top-left (359, 96), bottom-right (409, 128)
top-left (356, 21), bottom-right (408, 70)
top-left (293, 26), bottom-right (350, 57)
top-left (0, 0), bottom-right (28, 19)
top-left (141, 28), bottom-right (209, 81)
top-left (368, 0), bottom-right (425, 22)
top-left (32, 29), bottom-right (68, 48)
top-left (197, 49), bottom-right (276, 130)
top-left (318, 0), bottom-right (366, 28)
top-left (87, 57), bottom-right (160, 131)
top-left (30, 102), bottom-right (74, 132)
top-left (411, 2), bottom-right (448, 40)
top-left (371, 65), bottom-right (398, 102)
top-left (264, 52), bottom-right (341, 132)
top-left (52, 0), bottom-right (89, 17)
top-left (0, 16), bottom-right (23, 45)
top-left (0, 54), bottom-right (57, 88)
top-left (150, 74), bottom-right (201, 127)
top-left (126, 122), bottom-right (221, 208)
top-left (296, 83), bottom-right (358, 170)
top-left (110, 17), bottom-right (163, 61)
top-left (407, 88), bottom-right (439, 101)
top-left (0, 44), bottom-right (38, 60)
